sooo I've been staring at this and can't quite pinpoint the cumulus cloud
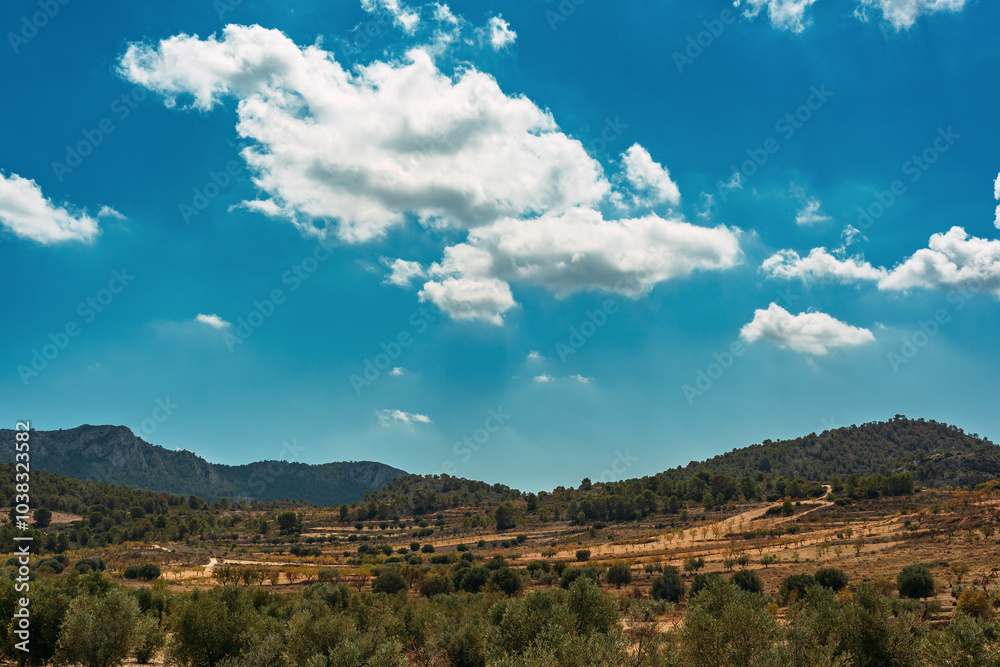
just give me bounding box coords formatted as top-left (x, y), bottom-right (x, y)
top-left (533, 374), bottom-right (554, 383)
top-left (527, 350), bottom-right (544, 361)
top-left (620, 144), bottom-right (681, 207)
top-left (381, 257), bottom-right (427, 288)
top-left (361, 0), bottom-right (421, 34)
top-left (763, 226), bottom-right (1000, 298)
top-left (736, 0), bottom-right (818, 33)
top-left (416, 207), bottom-right (741, 323)
top-left (119, 26), bottom-right (607, 242)
top-left (858, 0), bottom-right (969, 30)
top-left (195, 313), bottom-right (231, 329)
top-left (570, 374), bottom-right (592, 384)
top-left (762, 248), bottom-right (886, 283)
top-left (376, 409), bottom-right (432, 426)
top-left (877, 226), bottom-right (1000, 296)
top-left (121, 25), bottom-right (741, 324)
top-left (740, 303), bottom-right (875, 355)
top-left (0, 172), bottom-right (100, 244)
top-left (484, 16), bottom-right (516, 50)
top-left (389, 366), bottom-right (406, 376)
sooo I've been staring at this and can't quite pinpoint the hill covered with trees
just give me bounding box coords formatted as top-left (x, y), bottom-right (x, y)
top-left (0, 425), bottom-right (407, 505)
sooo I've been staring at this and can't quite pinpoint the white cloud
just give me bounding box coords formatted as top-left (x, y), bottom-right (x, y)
top-left (736, 0), bottom-right (818, 33)
top-left (0, 172), bottom-right (100, 244)
top-left (858, 0), bottom-right (969, 30)
top-left (570, 374), bottom-right (592, 384)
top-left (418, 207), bottom-right (741, 323)
top-left (527, 350), bottom-right (544, 361)
top-left (389, 366), bottom-right (406, 376)
top-left (620, 144), bottom-right (681, 207)
top-left (533, 374), bottom-right (554, 383)
top-left (840, 224), bottom-right (867, 248)
top-left (361, 0), bottom-right (421, 34)
top-left (795, 198), bottom-right (832, 226)
top-left (763, 226), bottom-right (1000, 298)
top-left (195, 313), bottom-right (231, 329)
top-left (121, 25), bottom-right (742, 324)
top-left (762, 248), bottom-right (886, 283)
top-left (740, 303), bottom-right (875, 355)
top-left (119, 27), bottom-right (608, 243)
top-left (418, 276), bottom-right (516, 325)
top-left (994, 172), bottom-right (1000, 229)
top-left (381, 257), bottom-right (427, 288)
top-left (432, 3), bottom-right (459, 24)
top-left (98, 205), bottom-right (126, 220)
top-left (376, 408), bottom-right (432, 426)
top-left (485, 16), bottom-right (516, 50)
top-left (877, 226), bottom-right (1000, 296)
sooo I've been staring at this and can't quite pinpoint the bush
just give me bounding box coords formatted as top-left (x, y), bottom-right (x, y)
top-left (489, 568), bottom-right (524, 596)
top-left (956, 588), bottom-right (993, 620)
top-left (419, 575), bottom-right (453, 598)
top-left (166, 586), bottom-right (269, 667)
top-left (815, 567), bottom-right (849, 592)
top-left (679, 578), bottom-right (780, 667)
top-left (56, 589), bottom-right (141, 667)
top-left (421, 543), bottom-right (435, 554)
top-left (484, 556), bottom-right (508, 571)
top-left (605, 561), bottom-right (633, 589)
top-left (689, 572), bottom-right (723, 598)
top-left (372, 571), bottom-right (408, 595)
top-left (779, 574), bottom-right (817, 604)
top-left (651, 566), bottom-right (686, 603)
top-left (410, 541), bottom-right (420, 552)
top-left (74, 557), bottom-right (107, 574)
top-left (132, 613), bottom-right (165, 664)
top-left (575, 549), bottom-right (591, 562)
top-left (124, 563), bottom-right (162, 580)
top-left (897, 564), bottom-right (935, 599)
top-left (453, 567), bottom-right (491, 593)
top-left (683, 557), bottom-right (705, 573)
top-left (731, 569), bottom-right (764, 595)
top-left (560, 566), bottom-right (601, 590)
top-left (35, 557), bottom-right (65, 574)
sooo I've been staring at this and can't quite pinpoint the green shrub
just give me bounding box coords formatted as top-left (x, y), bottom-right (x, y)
top-left (815, 567), bottom-right (849, 592)
top-left (56, 589), bottom-right (141, 667)
top-left (605, 561), bottom-right (633, 589)
top-left (372, 571), bottom-right (408, 595)
top-left (560, 566), bottom-right (600, 590)
top-left (419, 576), bottom-right (453, 598)
top-left (489, 568), bottom-right (524, 596)
top-left (731, 569), bottom-right (764, 595)
top-left (898, 564), bottom-right (935, 599)
top-left (780, 574), bottom-right (817, 604)
top-left (651, 566), bottom-right (686, 603)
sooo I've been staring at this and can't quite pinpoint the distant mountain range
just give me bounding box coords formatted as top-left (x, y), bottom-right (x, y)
top-left (0, 425), bottom-right (406, 506)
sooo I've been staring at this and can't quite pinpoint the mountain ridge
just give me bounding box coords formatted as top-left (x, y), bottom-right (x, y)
top-left (0, 424), bottom-right (407, 506)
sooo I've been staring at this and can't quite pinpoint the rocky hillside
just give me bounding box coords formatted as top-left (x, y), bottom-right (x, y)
top-left (0, 424), bottom-right (406, 506)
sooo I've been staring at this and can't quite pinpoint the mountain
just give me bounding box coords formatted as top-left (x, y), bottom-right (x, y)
top-left (659, 415), bottom-right (1000, 488)
top-left (0, 425), bottom-right (406, 506)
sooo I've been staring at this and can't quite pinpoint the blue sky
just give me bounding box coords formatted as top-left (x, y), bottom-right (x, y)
top-left (2, 0), bottom-right (998, 492)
